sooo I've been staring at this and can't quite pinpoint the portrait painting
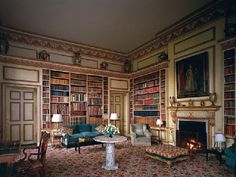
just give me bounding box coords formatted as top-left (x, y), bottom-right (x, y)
top-left (176, 51), bottom-right (209, 98)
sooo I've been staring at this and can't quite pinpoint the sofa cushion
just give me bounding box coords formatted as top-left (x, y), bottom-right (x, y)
top-left (79, 131), bottom-right (101, 138)
top-left (91, 124), bottom-right (98, 132)
top-left (78, 124), bottom-right (91, 132)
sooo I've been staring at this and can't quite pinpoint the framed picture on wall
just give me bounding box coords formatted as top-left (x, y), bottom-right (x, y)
top-left (176, 51), bottom-right (209, 98)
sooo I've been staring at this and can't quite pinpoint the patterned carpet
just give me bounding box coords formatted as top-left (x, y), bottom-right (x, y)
top-left (45, 141), bottom-right (234, 177)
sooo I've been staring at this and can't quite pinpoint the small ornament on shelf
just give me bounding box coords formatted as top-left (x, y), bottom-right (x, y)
top-left (209, 92), bottom-right (217, 106)
top-left (100, 62), bottom-right (108, 70)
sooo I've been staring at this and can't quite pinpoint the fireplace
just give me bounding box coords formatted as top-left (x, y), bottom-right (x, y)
top-left (176, 120), bottom-right (207, 151)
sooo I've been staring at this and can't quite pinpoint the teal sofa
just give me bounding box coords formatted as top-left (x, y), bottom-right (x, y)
top-left (224, 138), bottom-right (236, 176)
top-left (61, 124), bottom-right (102, 149)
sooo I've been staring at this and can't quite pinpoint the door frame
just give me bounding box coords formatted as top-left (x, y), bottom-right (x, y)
top-left (1, 83), bottom-right (41, 144)
top-left (110, 91), bottom-right (130, 136)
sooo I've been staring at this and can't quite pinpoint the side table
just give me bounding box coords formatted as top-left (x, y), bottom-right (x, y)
top-left (51, 131), bottom-right (63, 148)
top-left (206, 148), bottom-right (224, 164)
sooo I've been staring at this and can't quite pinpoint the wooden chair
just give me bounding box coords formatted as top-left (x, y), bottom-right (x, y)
top-left (14, 131), bottom-right (50, 177)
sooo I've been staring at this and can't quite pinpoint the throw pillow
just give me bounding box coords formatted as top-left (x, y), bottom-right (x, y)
top-left (95, 124), bottom-right (105, 132)
top-left (61, 127), bottom-right (73, 135)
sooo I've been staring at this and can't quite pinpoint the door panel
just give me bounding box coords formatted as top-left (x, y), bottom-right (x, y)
top-left (110, 93), bottom-right (123, 134)
top-left (6, 87), bottom-right (36, 144)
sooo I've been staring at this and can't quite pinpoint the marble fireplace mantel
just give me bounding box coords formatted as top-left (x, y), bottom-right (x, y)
top-left (167, 98), bottom-right (221, 147)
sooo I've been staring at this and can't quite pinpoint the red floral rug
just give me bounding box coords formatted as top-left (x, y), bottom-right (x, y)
top-left (45, 141), bottom-right (234, 177)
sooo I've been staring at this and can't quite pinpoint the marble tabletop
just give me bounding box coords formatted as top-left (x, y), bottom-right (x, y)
top-left (94, 135), bottom-right (127, 144)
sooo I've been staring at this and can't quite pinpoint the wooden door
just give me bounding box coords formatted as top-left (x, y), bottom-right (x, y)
top-left (110, 93), bottom-right (123, 134)
top-left (5, 86), bottom-right (37, 144)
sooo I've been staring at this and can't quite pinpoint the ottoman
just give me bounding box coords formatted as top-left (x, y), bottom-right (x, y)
top-left (146, 144), bottom-right (189, 165)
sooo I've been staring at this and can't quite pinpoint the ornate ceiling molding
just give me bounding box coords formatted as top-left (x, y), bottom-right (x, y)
top-left (0, 26), bottom-right (127, 62)
top-left (0, 55), bottom-right (130, 79)
top-left (129, 0), bottom-right (224, 60)
top-left (220, 37), bottom-right (236, 50)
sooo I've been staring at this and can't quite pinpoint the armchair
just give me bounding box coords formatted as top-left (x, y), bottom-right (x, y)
top-left (130, 124), bottom-right (152, 146)
top-left (14, 131), bottom-right (50, 177)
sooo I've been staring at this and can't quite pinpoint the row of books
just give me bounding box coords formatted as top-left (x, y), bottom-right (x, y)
top-left (71, 102), bottom-right (87, 111)
top-left (88, 82), bottom-right (103, 87)
top-left (134, 80), bottom-right (159, 90)
top-left (224, 92), bottom-right (235, 99)
top-left (88, 99), bottom-right (102, 105)
top-left (134, 110), bottom-right (159, 116)
top-left (224, 65), bottom-right (235, 75)
top-left (43, 70), bottom-right (49, 75)
top-left (42, 104), bottom-right (49, 109)
top-left (43, 87), bottom-right (49, 92)
top-left (71, 80), bottom-right (86, 86)
top-left (224, 116), bottom-right (236, 124)
top-left (134, 87), bottom-right (159, 95)
top-left (224, 58), bottom-right (234, 66)
top-left (71, 111), bottom-right (86, 116)
top-left (88, 93), bottom-right (102, 98)
top-left (43, 81), bottom-right (49, 86)
top-left (70, 116), bottom-right (86, 125)
top-left (43, 98), bottom-right (49, 103)
top-left (224, 83), bottom-right (235, 91)
top-left (42, 109), bottom-right (49, 114)
top-left (51, 103), bottom-right (69, 115)
top-left (71, 73), bottom-right (87, 80)
top-left (71, 93), bottom-right (87, 102)
top-left (43, 75), bottom-right (49, 80)
top-left (224, 48), bottom-right (235, 59)
top-left (51, 96), bottom-right (69, 103)
top-left (88, 88), bottom-right (102, 93)
top-left (51, 91), bottom-right (69, 96)
top-left (225, 125), bottom-right (235, 136)
top-left (51, 85), bottom-right (69, 91)
top-left (224, 108), bottom-right (235, 115)
top-left (88, 76), bottom-right (103, 81)
top-left (224, 100), bottom-right (235, 107)
top-left (51, 78), bottom-right (69, 85)
top-left (51, 71), bottom-right (69, 79)
top-left (134, 93), bottom-right (159, 100)
top-left (43, 93), bottom-right (49, 97)
top-left (88, 107), bottom-right (103, 116)
top-left (71, 86), bottom-right (86, 92)
top-left (224, 75), bottom-right (235, 83)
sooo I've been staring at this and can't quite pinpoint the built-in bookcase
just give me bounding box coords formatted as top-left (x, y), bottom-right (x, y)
top-left (42, 70), bottom-right (108, 128)
top-left (223, 48), bottom-right (236, 138)
top-left (132, 69), bottom-right (166, 127)
top-left (129, 79), bottom-right (134, 123)
top-left (42, 69), bottom-right (50, 128)
top-left (87, 75), bottom-right (103, 125)
top-left (70, 73), bottom-right (87, 124)
top-left (50, 71), bottom-right (70, 125)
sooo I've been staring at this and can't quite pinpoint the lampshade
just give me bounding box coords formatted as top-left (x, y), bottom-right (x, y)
top-left (215, 133), bottom-right (226, 143)
top-left (156, 119), bottom-right (163, 126)
top-left (110, 113), bottom-right (118, 120)
top-left (51, 114), bottom-right (63, 123)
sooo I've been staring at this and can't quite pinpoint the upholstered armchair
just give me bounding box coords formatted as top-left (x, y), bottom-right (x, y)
top-left (130, 124), bottom-right (152, 146)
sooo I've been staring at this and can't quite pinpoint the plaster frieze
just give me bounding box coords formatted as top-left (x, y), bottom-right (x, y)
top-left (0, 55), bottom-right (130, 79)
top-left (129, 0), bottom-right (224, 60)
top-left (0, 26), bottom-right (127, 63)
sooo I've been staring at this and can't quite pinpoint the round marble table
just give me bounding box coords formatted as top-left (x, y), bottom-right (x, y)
top-left (94, 135), bottom-right (127, 170)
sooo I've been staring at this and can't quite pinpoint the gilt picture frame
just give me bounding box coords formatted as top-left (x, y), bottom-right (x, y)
top-left (176, 51), bottom-right (209, 98)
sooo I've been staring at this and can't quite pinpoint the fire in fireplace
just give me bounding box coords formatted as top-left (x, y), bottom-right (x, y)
top-left (176, 120), bottom-right (207, 151)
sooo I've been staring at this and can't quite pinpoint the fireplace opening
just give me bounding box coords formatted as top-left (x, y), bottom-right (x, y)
top-left (176, 120), bottom-right (207, 152)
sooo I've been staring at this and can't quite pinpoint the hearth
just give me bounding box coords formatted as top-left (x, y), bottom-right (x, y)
top-left (176, 120), bottom-right (207, 151)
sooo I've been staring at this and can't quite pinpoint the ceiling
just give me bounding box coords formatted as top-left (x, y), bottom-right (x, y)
top-left (0, 0), bottom-right (213, 54)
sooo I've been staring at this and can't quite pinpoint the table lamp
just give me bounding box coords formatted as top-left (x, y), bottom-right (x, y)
top-left (156, 119), bottom-right (163, 127)
top-left (110, 113), bottom-right (118, 126)
top-left (52, 114), bottom-right (63, 131)
top-left (214, 133), bottom-right (226, 151)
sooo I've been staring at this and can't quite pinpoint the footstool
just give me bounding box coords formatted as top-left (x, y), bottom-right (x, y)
top-left (146, 144), bottom-right (189, 165)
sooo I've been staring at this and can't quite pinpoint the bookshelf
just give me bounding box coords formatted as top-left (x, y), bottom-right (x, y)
top-left (103, 77), bottom-right (108, 114)
top-left (223, 48), bottom-right (236, 138)
top-left (70, 73), bottom-right (87, 125)
top-left (132, 69), bottom-right (166, 127)
top-left (50, 70), bottom-right (70, 125)
top-left (87, 75), bottom-right (103, 124)
top-left (42, 69), bottom-right (50, 128)
top-left (129, 79), bottom-right (134, 123)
